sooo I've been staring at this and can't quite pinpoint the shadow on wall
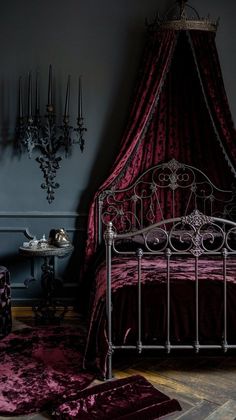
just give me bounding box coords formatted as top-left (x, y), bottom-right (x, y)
top-left (77, 25), bottom-right (147, 213)
top-left (0, 79), bottom-right (19, 160)
top-left (77, 1), bottom-right (172, 212)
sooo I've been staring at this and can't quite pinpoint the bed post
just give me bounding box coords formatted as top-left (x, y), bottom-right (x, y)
top-left (136, 248), bottom-right (143, 353)
top-left (104, 222), bottom-right (116, 380)
top-left (98, 193), bottom-right (105, 246)
top-left (194, 255), bottom-right (200, 353)
top-left (165, 248), bottom-right (172, 353)
top-left (222, 247), bottom-right (228, 352)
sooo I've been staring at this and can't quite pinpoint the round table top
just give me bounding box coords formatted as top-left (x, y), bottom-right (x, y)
top-left (19, 244), bottom-right (74, 257)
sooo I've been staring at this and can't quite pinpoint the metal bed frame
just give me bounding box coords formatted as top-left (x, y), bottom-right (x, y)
top-left (98, 159), bottom-right (234, 244)
top-left (97, 159), bottom-right (236, 380)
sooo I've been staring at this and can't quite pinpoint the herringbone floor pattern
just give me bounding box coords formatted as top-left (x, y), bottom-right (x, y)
top-left (113, 352), bottom-right (236, 419)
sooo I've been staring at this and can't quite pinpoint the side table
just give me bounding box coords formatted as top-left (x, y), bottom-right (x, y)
top-left (0, 266), bottom-right (12, 337)
top-left (19, 245), bottom-right (74, 324)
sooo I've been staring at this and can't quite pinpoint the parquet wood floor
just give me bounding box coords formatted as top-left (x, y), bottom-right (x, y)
top-left (2, 318), bottom-right (236, 419)
top-left (112, 352), bottom-right (236, 418)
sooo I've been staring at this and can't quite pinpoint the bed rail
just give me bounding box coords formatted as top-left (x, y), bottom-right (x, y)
top-left (104, 209), bottom-right (236, 379)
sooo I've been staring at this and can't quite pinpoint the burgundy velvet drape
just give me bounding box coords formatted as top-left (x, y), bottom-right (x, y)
top-left (84, 28), bottom-right (236, 271)
top-left (85, 29), bottom-right (177, 267)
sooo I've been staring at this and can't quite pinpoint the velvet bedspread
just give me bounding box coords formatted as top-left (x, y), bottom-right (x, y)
top-left (84, 255), bottom-right (236, 377)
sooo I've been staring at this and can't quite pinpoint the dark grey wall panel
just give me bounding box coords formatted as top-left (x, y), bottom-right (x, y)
top-left (0, 0), bottom-right (234, 212)
top-left (0, 212), bottom-right (85, 305)
top-left (0, 0), bottom-right (235, 304)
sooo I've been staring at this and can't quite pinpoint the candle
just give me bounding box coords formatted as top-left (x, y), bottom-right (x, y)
top-left (19, 77), bottom-right (23, 118)
top-left (78, 76), bottom-right (83, 119)
top-left (64, 75), bottom-right (70, 117)
top-left (48, 64), bottom-right (53, 105)
top-left (35, 71), bottom-right (40, 115)
top-left (27, 72), bottom-right (32, 118)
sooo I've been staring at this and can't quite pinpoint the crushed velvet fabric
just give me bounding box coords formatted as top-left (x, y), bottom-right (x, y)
top-left (0, 266), bottom-right (11, 338)
top-left (0, 326), bottom-right (94, 415)
top-left (52, 374), bottom-right (181, 419)
top-left (83, 29), bottom-right (236, 277)
top-left (84, 256), bottom-right (236, 376)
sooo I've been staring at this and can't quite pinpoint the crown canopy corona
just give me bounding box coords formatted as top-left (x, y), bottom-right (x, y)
top-left (147, 0), bottom-right (218, 32)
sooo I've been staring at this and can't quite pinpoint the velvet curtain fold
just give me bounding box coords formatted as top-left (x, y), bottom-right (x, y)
top-left (83, 28), bottom-right (236, 273)
top-left (84, 30), bottom-right (177, 267)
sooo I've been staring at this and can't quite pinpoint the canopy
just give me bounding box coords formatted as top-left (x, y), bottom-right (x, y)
top-left (84, 28), bottom-right (236, 270)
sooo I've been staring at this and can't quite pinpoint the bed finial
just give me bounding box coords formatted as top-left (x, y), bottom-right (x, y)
top-left (104, 221), bottom-right (116, 245)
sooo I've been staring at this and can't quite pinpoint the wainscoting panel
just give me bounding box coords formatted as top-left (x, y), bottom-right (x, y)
top-left (0, 212), bottom-right (87, 306)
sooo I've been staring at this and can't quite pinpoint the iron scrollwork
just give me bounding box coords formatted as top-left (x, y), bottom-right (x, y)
top-left (98, 159), bottom-right (234, 245)
top-left (16, 68), bottom-right (87, 203)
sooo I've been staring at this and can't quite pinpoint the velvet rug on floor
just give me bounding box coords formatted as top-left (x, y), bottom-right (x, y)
top-left (52, 374), bottom-right (182, 419)
top-left (0, 325), bottom-right (94, 416)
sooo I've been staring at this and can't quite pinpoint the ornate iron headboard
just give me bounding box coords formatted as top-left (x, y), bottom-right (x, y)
top-left (98, 159), bottom-right (234, 245)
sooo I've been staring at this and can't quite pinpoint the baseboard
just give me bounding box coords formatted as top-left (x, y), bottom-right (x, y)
top-left (12, 306), bottom-right (79, 319)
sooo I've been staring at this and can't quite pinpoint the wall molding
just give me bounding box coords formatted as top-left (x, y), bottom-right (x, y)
top-left (10, 281), bottom-right (78, 289)
top-left (0, 212), bottom-right (88, 235)
top-left (0, 227), bottom-right (35, 238)
top-left (0, 211), bottom-right (86, 218)
top-left (0, 211), bottom-right (87, 292)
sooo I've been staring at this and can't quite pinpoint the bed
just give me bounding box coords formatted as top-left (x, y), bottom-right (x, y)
top-left (84, 159), bottom-right (236, 379)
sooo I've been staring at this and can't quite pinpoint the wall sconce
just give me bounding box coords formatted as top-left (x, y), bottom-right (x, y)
top-left (16, 65), bottom-right (87, 203)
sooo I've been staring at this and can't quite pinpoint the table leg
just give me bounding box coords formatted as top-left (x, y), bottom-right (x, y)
top-left (33, 256), bottom-right (68, 324)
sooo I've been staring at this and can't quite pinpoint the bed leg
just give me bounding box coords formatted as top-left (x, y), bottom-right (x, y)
top-left (104, 222), bottom-right (116, 381)
top-left (107, 344), bottom-right (113, 380)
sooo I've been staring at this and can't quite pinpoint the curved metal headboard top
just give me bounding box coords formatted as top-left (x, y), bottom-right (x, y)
top-left (98, 159), bottom-right (234, 244)
top-left (104, 209), bottom-right (236, 257)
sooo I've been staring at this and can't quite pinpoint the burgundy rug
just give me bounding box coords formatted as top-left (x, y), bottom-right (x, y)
top-left (0, 325), bottom-right (94, 415)
top-left (52, 374), bottom-right (181, 419)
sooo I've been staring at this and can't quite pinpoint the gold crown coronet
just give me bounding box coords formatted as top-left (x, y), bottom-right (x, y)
top-left (146, 1), bottom-right (218, 33)
top-left (158, 18), bottom-right (218, 32)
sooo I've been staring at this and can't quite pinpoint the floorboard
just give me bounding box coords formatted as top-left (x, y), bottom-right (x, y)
top-left (113, 353), bottom-right (236, 419)
top-left (204, 399), bottom-right (236, 420)
top-left (2, 318), bottom-right (236, 419)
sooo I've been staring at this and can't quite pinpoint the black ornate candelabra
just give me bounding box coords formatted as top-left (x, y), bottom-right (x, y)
top-left (17, 66), bottom-right (87, 203)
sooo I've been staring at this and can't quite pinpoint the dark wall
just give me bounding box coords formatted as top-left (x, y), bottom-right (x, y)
top-left (0, 0), bottom-right (235, 305)
top-left (193, 0), bottom-right (236, 120)
top-left (0, 0), bottom-right (235, 211)
top-left (0, 0), bottom-right (167, 211)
